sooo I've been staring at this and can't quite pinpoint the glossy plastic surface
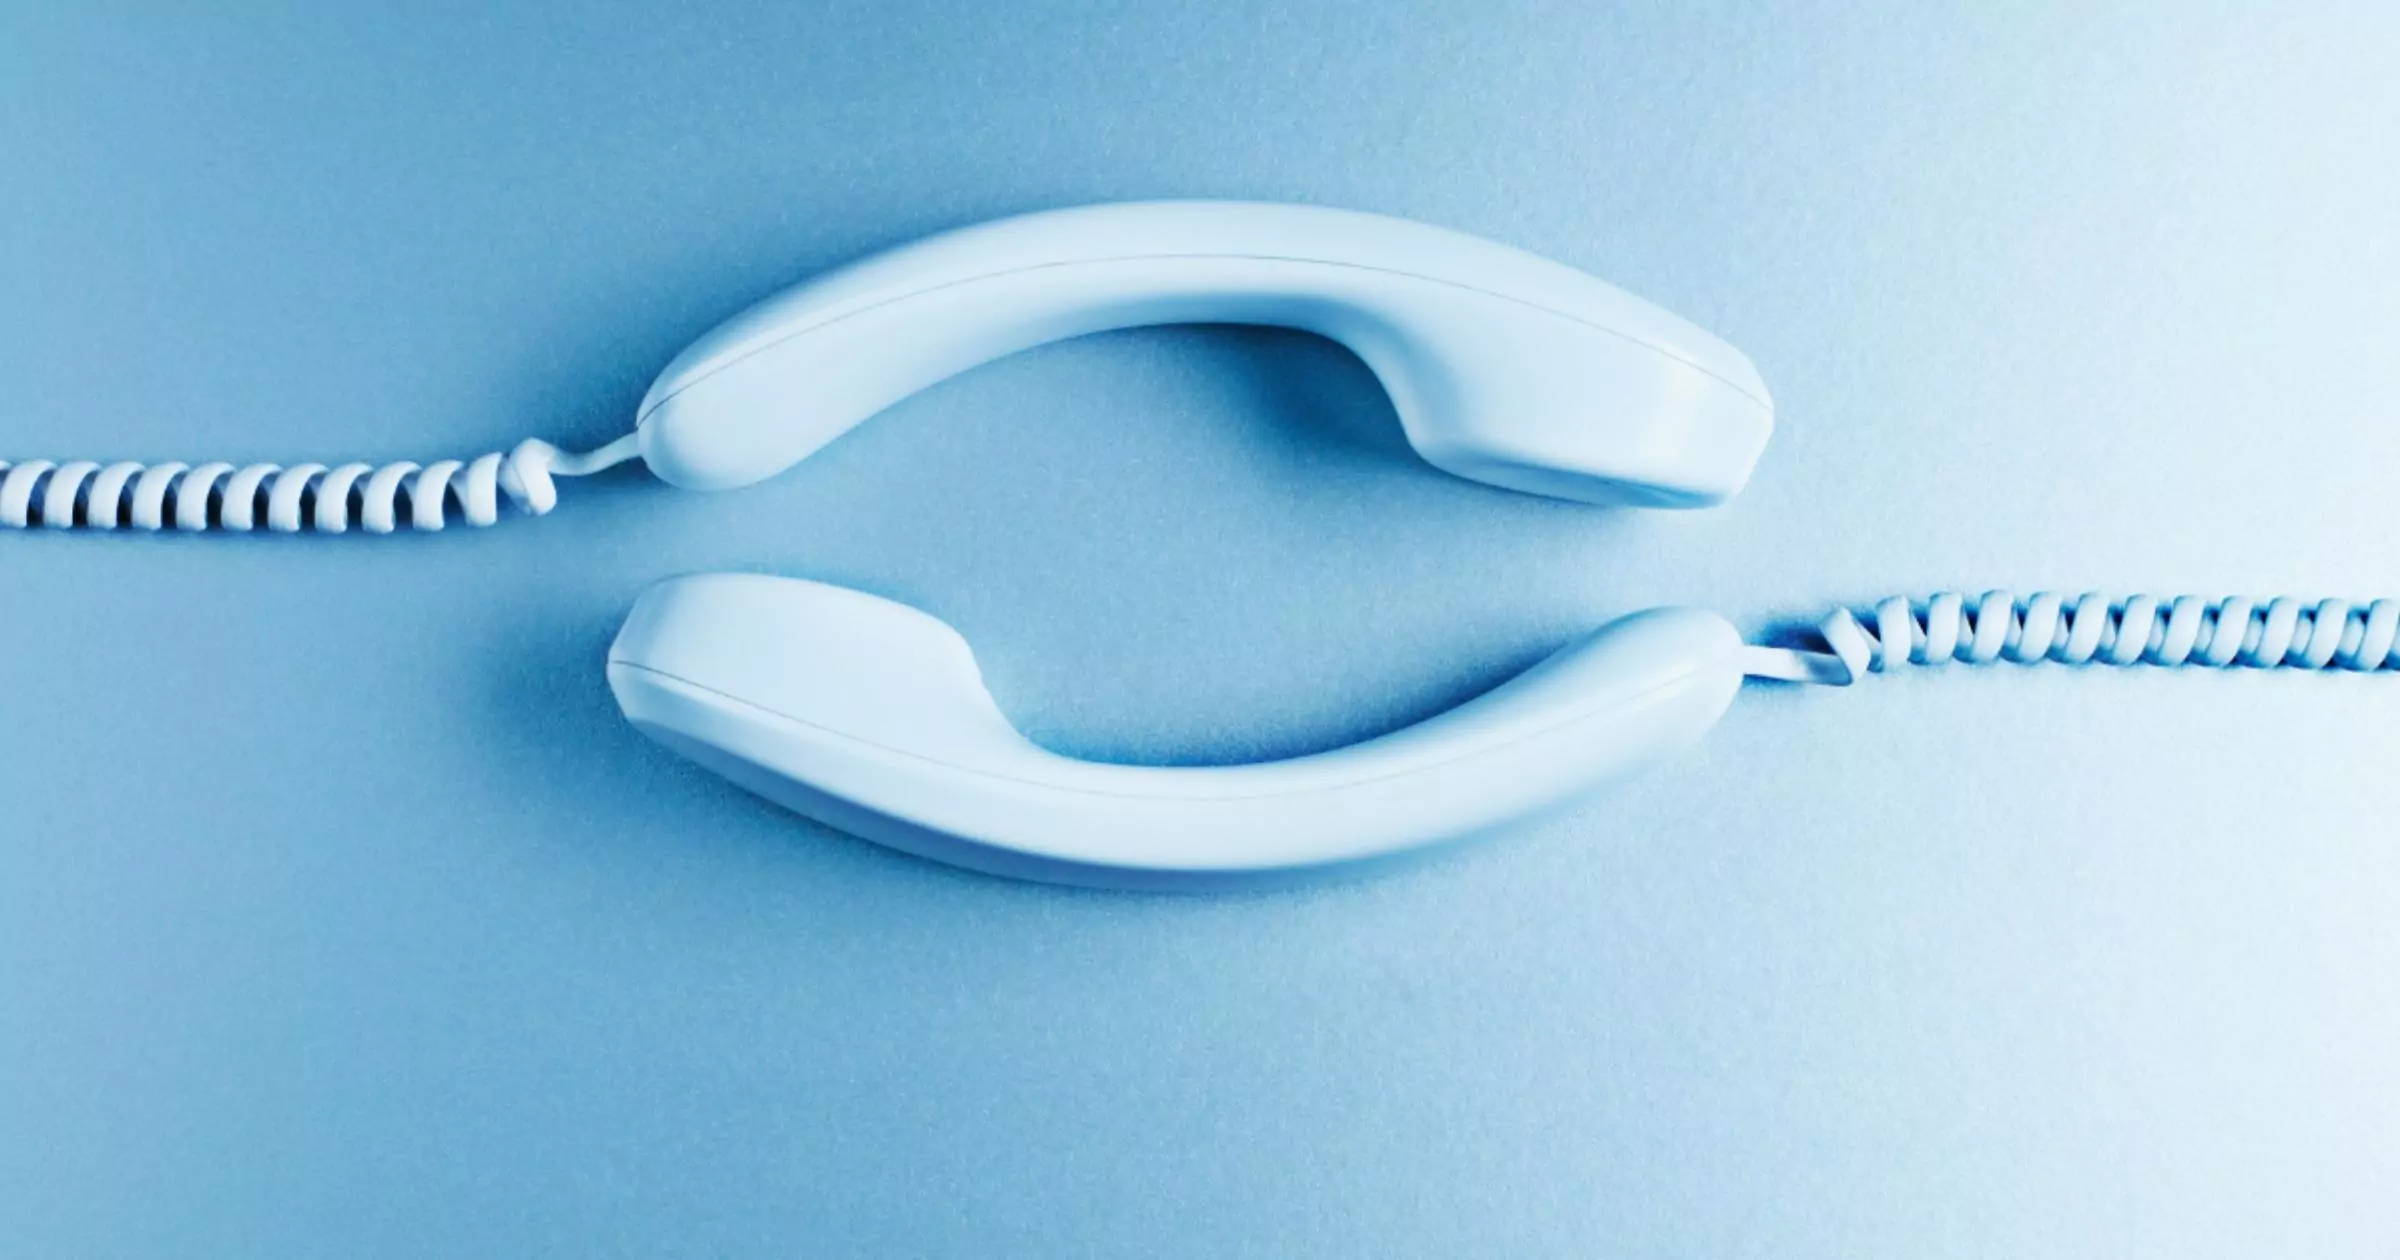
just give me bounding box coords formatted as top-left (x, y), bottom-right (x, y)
top-left (635, 201), bottom-right (1774, 507)
top-left (608, 573), bottom-right (1748, 888)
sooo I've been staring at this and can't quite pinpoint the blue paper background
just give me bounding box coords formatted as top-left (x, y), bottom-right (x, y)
top-left (6, 3), bottom-right (2399, 1255)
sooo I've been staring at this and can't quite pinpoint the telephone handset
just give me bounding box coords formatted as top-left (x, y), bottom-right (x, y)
top-left (13, 202), bottom-right (2386, 889)
top-left (631, 201), bottom-right (1775, 507)
top-left (609, 575), bottom-right (1749, 888)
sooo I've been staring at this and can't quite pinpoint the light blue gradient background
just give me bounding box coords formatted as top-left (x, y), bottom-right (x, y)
top-left (5, 3), bottom-right (2398, 1255)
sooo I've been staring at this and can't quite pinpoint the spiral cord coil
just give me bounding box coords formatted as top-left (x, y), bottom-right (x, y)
top-left (1745, 591), bottom-right (2400, 686)
top-left (0, 434), bottom-right (639, 534)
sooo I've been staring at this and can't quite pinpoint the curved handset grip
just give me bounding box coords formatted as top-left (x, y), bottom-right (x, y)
top-left (635, 201), bottom-right (1773, 507)
top-left (607, 574), bottom-right (1748, 888)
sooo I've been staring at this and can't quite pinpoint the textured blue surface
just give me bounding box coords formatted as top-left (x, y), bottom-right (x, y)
top-left (5, 3), bottom-right (2399, 1255)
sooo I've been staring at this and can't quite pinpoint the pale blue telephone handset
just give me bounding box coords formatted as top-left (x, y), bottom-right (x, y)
top-left (11, 201), bottom-right (2394, 888)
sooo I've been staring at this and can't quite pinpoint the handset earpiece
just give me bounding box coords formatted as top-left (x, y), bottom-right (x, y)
top-left (634, 200), bottom-right (1774, 507)
top-left (608, 573), bottom-right (1747, 888)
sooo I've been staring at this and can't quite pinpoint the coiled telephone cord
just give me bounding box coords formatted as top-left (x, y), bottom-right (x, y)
top-left (1745, 591), bottom-right (2400, 686)
top-left (0, 433), bottom-right (639, 534)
